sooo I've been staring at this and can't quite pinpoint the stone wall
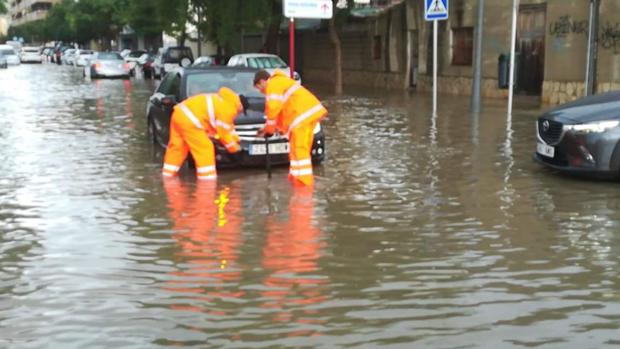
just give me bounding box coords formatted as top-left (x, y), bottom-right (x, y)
top-left (416, 76), bottom-right (509, 99)
top-left (541, 81), bottom-right (620, 105)
top-left (303, 68), bottom-right (405, 89)
top-left (541, 81), bottom-right (585, 105)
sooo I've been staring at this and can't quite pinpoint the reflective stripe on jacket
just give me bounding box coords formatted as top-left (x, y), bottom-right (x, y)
top-left (174, 93), bottom-right (240, 151)
top-left (264, 70), bottom-right (327, 135)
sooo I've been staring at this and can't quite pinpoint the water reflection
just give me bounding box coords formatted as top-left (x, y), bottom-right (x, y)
top-left (163, 179), bottom-right (244, 315)
top-left (261, 186), bottom-right (328, 330)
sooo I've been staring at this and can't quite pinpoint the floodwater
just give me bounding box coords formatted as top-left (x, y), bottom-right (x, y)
top-left (1, 64), bottom-right (619, 348)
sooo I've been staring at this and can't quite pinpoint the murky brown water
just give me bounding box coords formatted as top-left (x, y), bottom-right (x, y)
top-left (1, 64), bottom-right (619, 348)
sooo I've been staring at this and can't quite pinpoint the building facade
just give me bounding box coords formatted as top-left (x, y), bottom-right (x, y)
top-left (9, 0), bottom-right (59, 27)
top-left (0, 15), bottom-right (9, 37)
top-left (299, 0), bottom-right (620, 105)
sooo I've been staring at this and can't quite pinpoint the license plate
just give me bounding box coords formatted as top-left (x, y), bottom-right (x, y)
top-left (249, 142), bottom-right (289, 155)
top-left (537, 142), bottom-right (555, 158)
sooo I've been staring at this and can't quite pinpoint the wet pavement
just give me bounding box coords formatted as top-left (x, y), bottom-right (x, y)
top-left (1, 64), bottom-right (619, 348)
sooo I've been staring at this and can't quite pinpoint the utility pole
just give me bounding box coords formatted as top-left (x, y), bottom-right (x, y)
top-left (585, 0), bottom-right (600, 96)
top-left (197, 4), bottom-right (202, 56)
top-left (471, 0), bottom-right (485, 113)
top-left (507, 0), bottom-right (519, 116)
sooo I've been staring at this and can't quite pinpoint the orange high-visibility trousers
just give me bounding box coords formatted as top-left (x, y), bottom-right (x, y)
top-left (288, 120), bottom-right (318, 186)
top-left (162, 109), bottom-right (217, 180)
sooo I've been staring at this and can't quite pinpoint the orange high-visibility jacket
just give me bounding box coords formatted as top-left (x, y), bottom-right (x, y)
top-left (174, 93), bottom-right (240, 152)
top-left (264, 70), bottom-right (327, 136)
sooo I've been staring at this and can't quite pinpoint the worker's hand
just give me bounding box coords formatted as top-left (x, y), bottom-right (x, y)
top-left (256, 128), bottom-right (273, 138)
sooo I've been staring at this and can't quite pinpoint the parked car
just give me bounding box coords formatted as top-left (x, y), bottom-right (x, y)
top-left (86, 52), bottom-right (130, 79)
top-left (192, 55), bottom-right (216, 68)
top-left (74, 49), bottom-right (94, 67)
top-left (0, 45), bottom-right (20, 65)
top-left (534, 90), bottom-right (620, 179)
top-left (152, 46), bottom-right (194, 79)
top-left (41, 47), bottom-right (55, 62)
top-left (227, 53), bottom-right (301, 82)
top-left (61, 48), bottom-right (77, 65)
top-left (0, 52), bottom-right (7, 68)
top-left (20, 46), bottom-right (42, 63)
top-left (138, 53), bottom-right (156, 79)
top-left (146, 66), bottom-right (325, 168)
top-left (124, 50), bottom-right (146, 76)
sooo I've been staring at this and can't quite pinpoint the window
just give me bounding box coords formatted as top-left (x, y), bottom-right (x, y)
top-left (169, 74), bottom-right (182, 99)
top-left (451, 27), bottom-right (473, 66)
top-left (373, 35), bottom-right (382, 60)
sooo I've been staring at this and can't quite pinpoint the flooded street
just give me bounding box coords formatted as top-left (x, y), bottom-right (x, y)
top-left (1, 64), bottom-right (619, 348)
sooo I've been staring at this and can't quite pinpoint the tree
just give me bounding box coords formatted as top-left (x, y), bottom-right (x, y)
top-left (0, 0), bottom-right (7, 14)
top-left (328, 0), bottom-right (353, 95)
top-left (195, 0), bottom-right (275, 56)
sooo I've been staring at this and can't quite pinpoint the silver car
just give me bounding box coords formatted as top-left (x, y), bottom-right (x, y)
top-left (0, 45), bottom-right (20, 65)
top-left (86, 52), bottom-right (130, 79)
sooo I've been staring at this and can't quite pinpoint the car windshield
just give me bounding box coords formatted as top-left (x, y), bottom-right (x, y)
top-left (247, 56), bottom-right (287, 69)
top-left (129, 51), bottom-right (145, 58)
top-left (0, 49), bottom-right (14, 55)
top-left (97, 52), bottom-right (122, 60)
top-left (80, 50), bottom-right (93, 55)
top-left (186, 71), bottom-right (262, 98)
top-left (24, 48), bottom-right (39, 53)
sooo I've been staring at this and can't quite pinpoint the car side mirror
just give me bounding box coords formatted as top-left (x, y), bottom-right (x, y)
top-left (162, 95), bottom-right (177, 107)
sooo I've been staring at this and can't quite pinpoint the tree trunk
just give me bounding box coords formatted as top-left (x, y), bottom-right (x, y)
top-left (328, 15), bottom-right (343, 95)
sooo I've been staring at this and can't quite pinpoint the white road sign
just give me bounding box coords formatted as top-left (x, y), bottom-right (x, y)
top-left (425, 0), bottom-right (449, 21)
top-left (284, 0), bottom-right (334, 19)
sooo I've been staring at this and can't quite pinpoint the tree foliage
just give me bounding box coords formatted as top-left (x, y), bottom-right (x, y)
top-left (0, 0), bottom-right (7, 14)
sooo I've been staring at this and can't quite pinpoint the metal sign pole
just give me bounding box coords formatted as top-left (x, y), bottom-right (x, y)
top-left (433, 20), bottom-right (438, 117)
top-left (289, 18), bottom-right (295, 79)
top-left (507, 0), bottom-right (519, 116)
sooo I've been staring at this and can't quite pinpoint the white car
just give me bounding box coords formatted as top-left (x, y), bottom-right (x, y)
top-left (75, 49), bottom-right (94, 67)
top-left (227, 53), bottom-right (301, 82)
top-left (62, 49), bottom-right (77, 65)
top-left (20, 47), bottom-right (42, 63)
top-left (0, 45), bottom-right (20, 65)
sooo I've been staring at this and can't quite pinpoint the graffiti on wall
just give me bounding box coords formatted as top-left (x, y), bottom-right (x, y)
top-left (549, 16), bottom-right (589, 37)
top-left (549, 15), bottom-right (620, 54)
top-left (601, 22), bottom-right (620, 53)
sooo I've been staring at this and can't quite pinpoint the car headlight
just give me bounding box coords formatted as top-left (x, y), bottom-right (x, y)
top-left (313, 123), bottom-right (322, 134)
top-left (563, 120), bottom-right (620, 134)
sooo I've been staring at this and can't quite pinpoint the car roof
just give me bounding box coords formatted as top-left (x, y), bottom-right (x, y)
top-left (180, 66), bottom-right (260, 76)
top-left (231, 53), bottom-right (280, 59)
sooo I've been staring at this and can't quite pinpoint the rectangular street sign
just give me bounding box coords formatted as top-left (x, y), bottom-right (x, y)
top-left (284, 0), bottom-right (333, 19)
top-left (425, 0), bottom-right (449, 21)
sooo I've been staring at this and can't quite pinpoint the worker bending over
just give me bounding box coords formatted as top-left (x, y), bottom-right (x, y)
top-left (254, 69), bottom-right (327, 186)
top-left (162, 87), bottom-right (248, 180)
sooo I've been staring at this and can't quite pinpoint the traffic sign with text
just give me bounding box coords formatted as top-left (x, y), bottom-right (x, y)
top-left (284, 0), bottom-right (333, 19)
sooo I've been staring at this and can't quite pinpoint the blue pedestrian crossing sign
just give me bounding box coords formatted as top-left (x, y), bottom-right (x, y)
top-left (425, 0), bottom-right (449, 21)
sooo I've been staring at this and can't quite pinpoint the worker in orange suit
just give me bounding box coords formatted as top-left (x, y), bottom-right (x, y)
top-left (162, 87), bottom-right (250, 180)
top-left (254, 69), bottom-right (327, 186)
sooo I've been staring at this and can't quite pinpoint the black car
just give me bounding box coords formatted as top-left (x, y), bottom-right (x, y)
top-left (146, 67), bottom-right (326, 168)
top-left (153, 46), bottom-right (194, 79)
top-left (534, 91), bottom-right (620, 179)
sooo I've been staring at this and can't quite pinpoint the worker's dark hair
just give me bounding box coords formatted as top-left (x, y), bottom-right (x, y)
top-left (253, 69), bottom-right (271, 86)
top-left (239, 94), bottom-right (250, 115)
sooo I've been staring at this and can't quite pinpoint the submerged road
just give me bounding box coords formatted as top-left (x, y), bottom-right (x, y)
top-left (0, 63), bottom-right (619, 348)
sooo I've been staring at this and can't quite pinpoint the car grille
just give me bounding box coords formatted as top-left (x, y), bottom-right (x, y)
top-left (234, 124), bottom-right (286, 142)
top-left (538, 118), bottom-right (563, 145)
